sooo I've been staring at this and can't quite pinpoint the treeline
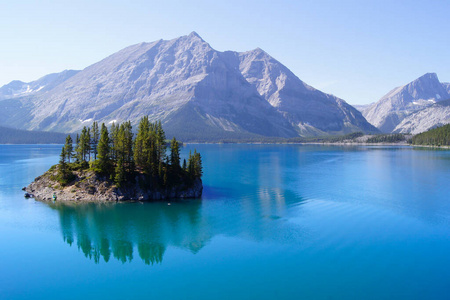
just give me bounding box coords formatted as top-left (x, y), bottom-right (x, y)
top-left (57, 117), bottom-right (202, 187)
top-left (0, 126), bottom-right (67, 144)
top-left (411, 124), bottom-right (450, 146)
top-left (366, 133), bottom-right (407, 143)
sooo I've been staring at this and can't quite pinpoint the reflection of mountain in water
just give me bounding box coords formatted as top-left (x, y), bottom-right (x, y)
top-left (52, 200), bottom-right (209, 265)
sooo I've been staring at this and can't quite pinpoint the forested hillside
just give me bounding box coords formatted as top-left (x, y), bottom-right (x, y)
top-left (0, 126), bottom-right (67, 144)
top-left (411, 124), bottom-right (450, 146)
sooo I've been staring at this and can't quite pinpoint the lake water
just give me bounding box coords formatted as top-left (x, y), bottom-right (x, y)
top-left (0, 144), bottom-right (449, 299)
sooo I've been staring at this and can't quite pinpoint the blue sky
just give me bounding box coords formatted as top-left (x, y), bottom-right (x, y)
top-left (1, 0), bottom-right (449, 104)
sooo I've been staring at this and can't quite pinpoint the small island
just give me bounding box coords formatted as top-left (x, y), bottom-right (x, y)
top-left (26, 117), bottom-right (203, 202)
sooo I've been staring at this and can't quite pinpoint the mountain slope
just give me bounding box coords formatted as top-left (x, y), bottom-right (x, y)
top-left (393, 99), bottom-right (450, 134)
top-left (0, 126), bottom-right (67, 144)
top-left (363, 73), bottom-right (449, 132)
top-left (0, 70), bottom-right (79, 100)
top-left (443, 82), bottom-right (450, 94)
top-left (0, 32), bottom-right (377, 140)
top-left (238, 48), bottom-right (378, 136)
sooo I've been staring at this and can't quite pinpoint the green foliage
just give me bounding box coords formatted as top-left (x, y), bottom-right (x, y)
top-left (170, 137), bottom-right (181, 172)
top-left (55, 117), bottom-right (203, 189)
top-left (411, 124), bottom-right (450, 146)
top-left (114, 157), bottom-right (126, 187)
top-left (95, 123), bottom-right (112, 174)
top-left (286, 131), bottom-right (365, 143)
top-left (134, 116), bottom-right (150, 170)
top-left (91, 121), bottom-right (99, 160)
top-left (64, 135), bottom-right (73, 163)
top-left (366, 133), bottom-right (407, 143)
top-left (57, 146), bottom-right (75, 186)
top-left (187, 149), bottom-right (202, 179)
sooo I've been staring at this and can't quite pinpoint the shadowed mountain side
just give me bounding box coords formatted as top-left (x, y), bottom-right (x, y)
top-left (0, 126), bottom-right (67, 144)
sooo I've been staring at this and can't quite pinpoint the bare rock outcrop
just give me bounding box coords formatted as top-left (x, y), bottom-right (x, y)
top-left (26, 166), bottom-right (202, 202)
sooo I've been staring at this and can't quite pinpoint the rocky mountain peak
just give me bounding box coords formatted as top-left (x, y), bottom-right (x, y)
top-left (404, 72), bottom-right (446, 100)
top-left (364, 72), bottom-right (450, 132)
top-left (188, 31), bottom-right (202, 39)
top-left (0, 32), bottom-right (379, 139)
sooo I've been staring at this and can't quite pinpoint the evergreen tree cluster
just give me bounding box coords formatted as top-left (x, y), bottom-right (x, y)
top-left (411, 124), bottom-right (450, 146)
top-left (366, 133), bottom-right (407, 143)
top-left (57, 118), bottom-right (202, 187)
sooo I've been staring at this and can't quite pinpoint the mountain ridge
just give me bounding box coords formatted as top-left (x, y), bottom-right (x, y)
top-left (0, 32), bottom-right (378, 140)
top-left (363, 73), bottom-right (449, 132)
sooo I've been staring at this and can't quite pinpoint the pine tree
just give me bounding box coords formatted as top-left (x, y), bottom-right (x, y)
top-left (64, 135), bottom-right (73, 163)
top-left (170, 137), bottom-right (180, 171)
top-left (58, 146), bottom-right (72, 185)
top-left (110, 122), bottom-right (119, 162)
top-left (91, 121), bottom-right (99, 160)
top-left (187, 149), bottom-right (203, 178)
top-left (194, 151), bottom-right (203, 178)
top-left (187, 150), bottom-right (194, 176)
top-left (156, 121), bottom-right (166, 164)
top-left (96, 123), bottom-right (111, 173)
top-left (74, 134), bottom-right (81, 162)
top-left (123, 121), bottom-right (134, 173)
top-left (79, 127), bottom-right (88, 162)
top-left (115, 157), bottom-right (125, 187)
top-left (134, 116), bottom-right (150, 170)
top-left (85, 127), bottom-right (91, 161)
top-left (59, 147), bottom-right (67, 174)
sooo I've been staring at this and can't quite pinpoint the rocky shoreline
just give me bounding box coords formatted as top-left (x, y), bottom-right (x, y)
top-left (25, 166), bottom-right (202, 202)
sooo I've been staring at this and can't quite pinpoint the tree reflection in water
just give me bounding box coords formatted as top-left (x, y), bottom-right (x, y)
top-left (51, 200), bottom-right (209, 265)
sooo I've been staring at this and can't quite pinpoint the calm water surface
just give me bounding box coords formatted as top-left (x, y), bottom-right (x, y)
top-left (0, 144), bottom-right (449, 299)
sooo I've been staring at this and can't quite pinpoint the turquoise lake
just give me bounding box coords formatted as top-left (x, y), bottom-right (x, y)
top-left (1, 144), bottom-right (449, 299)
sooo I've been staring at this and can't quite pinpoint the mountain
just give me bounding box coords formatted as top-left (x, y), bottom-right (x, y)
top-left (443, 82), bottom-right (450, 94)
top-left (0, 70), bottom-right (79, 100)
top-left (353, 104), bottom-right (371, 113)
top-left (363, 73), bottom-right (450, 132)
top-left (0, 126), bottom-right (67, 144)
top-left (0, 32), bottom-right (377, 140)
top-left (393, 98), bottom-right (450, 134)
top-left (238, 48), bottom-right (378, 136)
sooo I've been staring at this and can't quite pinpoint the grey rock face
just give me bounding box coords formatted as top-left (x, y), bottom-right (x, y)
top-left (0, 32), bottom-right (376, 138)
top-left (364, 73), bottom-right (450, 132)
top-left (238, 48), bottom-right (378, 136)
top-left (0, 70), bottom-right (79, 100)
top-left (443, 82), bottom-right (450, 94)
top-left (393, 99), bottom-right (450, 134)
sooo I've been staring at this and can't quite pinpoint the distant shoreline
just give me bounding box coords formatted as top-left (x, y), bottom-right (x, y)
top-left (2, 141), bottom-right (449, 149)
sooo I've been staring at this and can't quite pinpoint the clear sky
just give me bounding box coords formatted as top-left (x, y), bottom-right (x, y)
top-left (1, 0), bottom-right (449, 104)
